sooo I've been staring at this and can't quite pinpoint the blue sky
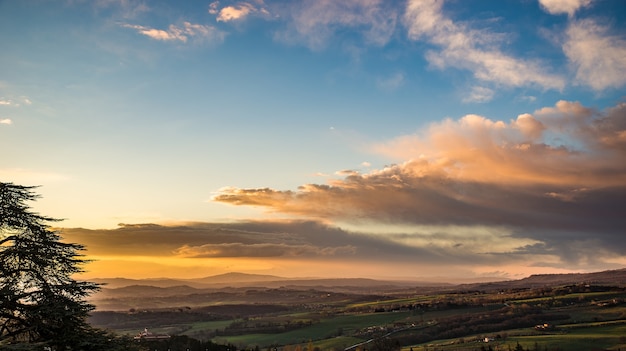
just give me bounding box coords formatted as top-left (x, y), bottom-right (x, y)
top-left (1, 0), bottom-right (625, 280)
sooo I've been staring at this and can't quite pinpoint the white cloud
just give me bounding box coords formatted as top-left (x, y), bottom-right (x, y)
top-left (0, 118), bottom-right (12, 125)
top-left (122, 22), bottom-right (225, 44)
top-left (210, 1), bottom-right (271, 22)
top-left (538, 0), bottom-right (592, 17)
top-left (0, 96), bottom-right (31, 107)
top-left (217, 3), bottom-right (255, 22)
top-left (208, 1), bottom-right (220, 15)
top-left (563, 19), bottom-right (626, 91)
top-left (463, 86), bottom-right (495, 103)
top-left (403, 0), bottom-right (565, 90)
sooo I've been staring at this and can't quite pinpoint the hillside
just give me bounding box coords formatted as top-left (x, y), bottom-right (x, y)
top-left (459, 268), bottom-right (626, 291)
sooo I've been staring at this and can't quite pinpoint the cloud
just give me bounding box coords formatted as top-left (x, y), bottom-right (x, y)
top-left (209, 1), bottom-right (220, 15)
top-left (209, 1), bottom-right (271, 22)
top-left (122, 22), bottom-right (225, 44)
top-left (0, 119), bottom-right (12, 125)
top-left (94, 0), bottom-right (150, 19)
top-left (217, 3), bottom-right (255, 22)
top-left (376, 72), bottom-right (405, 91)
top-left (61, 221), bottom-right (427, 261)
top-left (403, 0), bottom-right (565, 90)
top-left (563, 19), bottom-right (626, 91)
top-left (60, 219), bottom-right (624, 277)
top-left (462, 86), bottom-right (495, 103)
top-left (62, 220), bottom-right (550, 275)
top-left (213, 100), bottom-right (626, 268)
top-left (0, 96), bottom-right (32, 107)
top-left (273, 0), bottom-right (398, 50)
top-left (174, 242), bottom-right (356, 258)
top-left (538, 0), bottom-right (592, 17)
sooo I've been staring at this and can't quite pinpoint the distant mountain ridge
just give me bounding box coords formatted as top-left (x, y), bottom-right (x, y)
top-left (460, 268), bottom-right (626, 291)
top-left (520, 268), bottom-right (626, 285)
top-left (90, 268), bottom-right (626, 290)
top-left (190, 272), bottom-right (287, 284)
top-left (88, 268), bottom-right (626, 311)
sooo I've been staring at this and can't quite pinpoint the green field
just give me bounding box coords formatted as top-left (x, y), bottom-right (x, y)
top-left (212, 312), bottom-right (413, 349)
top-left (399, 321), bottom-right (626, 351)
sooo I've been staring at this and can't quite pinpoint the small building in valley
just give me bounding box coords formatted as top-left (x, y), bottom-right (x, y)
top-left (134, 328), bottom-right (171, 341)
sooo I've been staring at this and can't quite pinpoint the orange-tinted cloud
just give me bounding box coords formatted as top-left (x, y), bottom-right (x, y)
top-left (212, 101), bottom-right (626, 268)
top-left (122, 22), bottom-right (225, 44)
top-left (62, 220), bottom-right (553, 279)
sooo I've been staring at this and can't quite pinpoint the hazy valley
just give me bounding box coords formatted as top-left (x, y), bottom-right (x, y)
top-left (88, 269), bottom-right (626, 351)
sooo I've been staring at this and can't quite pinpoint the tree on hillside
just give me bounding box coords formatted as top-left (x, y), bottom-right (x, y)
top-left (0, 182), bottom-right (134, 350)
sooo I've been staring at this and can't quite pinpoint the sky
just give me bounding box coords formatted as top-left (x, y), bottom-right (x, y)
top-left (1, 0), bottom-right (625, 282)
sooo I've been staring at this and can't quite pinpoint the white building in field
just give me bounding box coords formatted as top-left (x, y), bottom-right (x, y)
top-left (134, 328), bottom-right (171, 341)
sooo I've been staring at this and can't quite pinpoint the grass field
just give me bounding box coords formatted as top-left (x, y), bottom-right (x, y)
top-left (400, 322), bottom-right (626, 351)
top-left (211, 312), bottom-right (413, 349)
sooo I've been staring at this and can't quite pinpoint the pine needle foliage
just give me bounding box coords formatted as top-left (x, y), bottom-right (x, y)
top-left (0, 182), bottom-right (135, 350)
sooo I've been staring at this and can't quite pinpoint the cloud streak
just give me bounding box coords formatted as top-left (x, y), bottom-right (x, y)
top-left (61, 221), bottom-right (548, 276)
top-left (174, 242), bottom-right (356, 258)
top-left (122, 22), bottom-right (225, 44)
top-left (62, 221), bottom-right (427, 262)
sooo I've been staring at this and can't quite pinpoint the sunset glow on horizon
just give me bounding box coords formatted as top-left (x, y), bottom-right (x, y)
top-left (2, 0), bottom-right (625, 282)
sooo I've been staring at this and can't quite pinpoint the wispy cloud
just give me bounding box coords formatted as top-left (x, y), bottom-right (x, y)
top-left (538, 0), bottom-right (593, 17)
top-left (62, 221), bottom-right (402, 260)
top-left (0, 96), bottom-right (32, 107)
top-left (376, 72), bottom-right (405, 91)
top-left (563, 19), bottom-right (626, 91)
top-left (122, 22), bottom-right (225, 44)
top-left (462, 86), bottom-right (495, 103)
top-left (273, 0), bottom-right (398, 50)
top-left (175, 242), bottom-right (356, 258)
top-left (403, 0), bottom-right (565, 90)
top-left (0, 118), bottom-right (12, 125)
top-left (94, 0), bottom-right (150, 19)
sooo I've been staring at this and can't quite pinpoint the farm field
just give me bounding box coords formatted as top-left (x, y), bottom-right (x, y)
top-left (401, 322), bottom-right (626, 351)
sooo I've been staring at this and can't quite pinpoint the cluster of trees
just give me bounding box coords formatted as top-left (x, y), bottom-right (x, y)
top-left (138, 335), bottom-right (236, 351)
top-left (217, 319), bottom-right (314, 336)
top-left (388, 305), bottom-right (569, 347)
top-left (0, 182), bottom-right (138, 350)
